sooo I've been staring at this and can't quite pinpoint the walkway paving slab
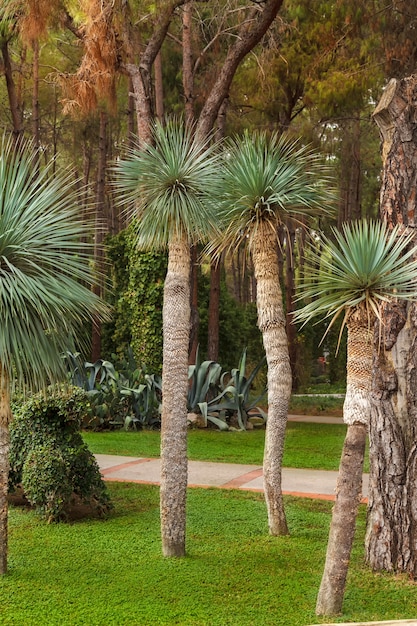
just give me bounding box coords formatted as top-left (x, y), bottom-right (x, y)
top-left (95, 454), bottom-right (369, 500)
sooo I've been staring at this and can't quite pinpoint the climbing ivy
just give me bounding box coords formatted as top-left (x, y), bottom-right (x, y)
top-left (102, 222), bottom-right (167, 373)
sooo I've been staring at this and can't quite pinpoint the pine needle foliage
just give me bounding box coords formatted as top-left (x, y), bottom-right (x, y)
top-left (113, 120), bottom-right (223, 249)
top-left (295, 219), bottom-right (417, 334)
top-left (0, 135), bottom-right (109, 390)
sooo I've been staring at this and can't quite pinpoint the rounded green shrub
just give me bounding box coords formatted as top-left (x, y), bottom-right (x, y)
top-left (9, 386), bottom-right (112, 521)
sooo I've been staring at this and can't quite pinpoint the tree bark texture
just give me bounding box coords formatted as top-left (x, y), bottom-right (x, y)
top-left (195, 0), bottom-right (284, 140)
top-left (366, 75), bottom-right (417, 575)
top-left (316, 306), bottom-right (372, 615)
top-left (207, 258), bottom-right (221, 363)
top-left (0, 369), bottom-right (11, 575)
top-left (252, 223), bottom-right (290, 536)
top-left (160, 236), bottom-right (190, 557)
top-left (1, 39), bottom-right (23, 139)
top-left (126, 0), bottom-right (186, 147)
top-left (316, 422), bottom-right (367, 615)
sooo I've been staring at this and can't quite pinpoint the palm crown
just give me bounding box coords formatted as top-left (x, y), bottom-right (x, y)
top-left (295, 219), bottom-right (417, 330)
top-left (209, 130), bottom-right (334, 255)
top-left (113, 120), bottom-right (222, 249)
top-left (0, 135), bottom-right (108, 389)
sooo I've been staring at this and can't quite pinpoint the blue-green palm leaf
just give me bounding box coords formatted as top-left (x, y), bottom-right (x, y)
top-left (295, 219), bottom-right (417, 331)
top-left (0, 135), bottom-right (109, 389)
top-left (113, 120), bottom-right (223, 248)
top-left (209, 130), bottom-right (335, 254)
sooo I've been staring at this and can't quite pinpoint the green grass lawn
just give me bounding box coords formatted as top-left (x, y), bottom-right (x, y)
top-left (82, 421), bottom-right (370, 473)
top-left (3, 483), bottom-right (416, 626)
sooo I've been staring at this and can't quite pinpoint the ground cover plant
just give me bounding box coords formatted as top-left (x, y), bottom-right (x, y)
top-left (83, 421), bottom-right (370, 473)
top-left (2, 483), bottom-right (416, 626)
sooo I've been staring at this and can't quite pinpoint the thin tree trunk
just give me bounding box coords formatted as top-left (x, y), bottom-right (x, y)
top-left (207, 258), bottom-right (221, 362)
top-left (182, 1), bottom-right (194, 125)
top-left (316, 307), bottom-right (372, 615)
top-left (1, 38), bottom-right (23, 140)
top-left (92, 110), bottom-right (108, 362)
top-left (125, 0), bottom-right (187, 147)
top-left (337, 116), bottom-right (362, 227)
top-left (366, 75), bottom-right (417, 575)
top-left (252, 223), bottom-right (290, 536)
top-left (154, 51), bottom-right (164, 123)
top-left (196, 0), bottom-right (284, 140)
top-left (0, 369), bottom-right (11, 575)
top-left (188, 245), bottom-right (199, 364)
top-left (316, 422), bottom-right (367, 615)
top-left (32, 39), bottom-right (40, 153)
top-left (160, 236), bottom-right (191, 557)
top-left (285, 218), bottom-right (297, 389)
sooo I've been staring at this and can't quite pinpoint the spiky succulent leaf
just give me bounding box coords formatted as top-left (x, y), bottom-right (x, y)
top-left (0, 135), bottom-right (109, 390)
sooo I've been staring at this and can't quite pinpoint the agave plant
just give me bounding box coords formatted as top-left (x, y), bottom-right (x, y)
top-left (206, 350), bottom-right (266, 430)
top-left (295, 219), bottom-right (417, 616)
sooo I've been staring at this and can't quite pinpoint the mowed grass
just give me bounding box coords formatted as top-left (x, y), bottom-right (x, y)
top-left (3, 483), bottom-right (416, 626)
top-left (83, 421), bottom-right (370, 473)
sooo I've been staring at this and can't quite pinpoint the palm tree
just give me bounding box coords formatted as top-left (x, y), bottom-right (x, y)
top-left (209, 131), bottom-right (333, 535)
top-left (113, 120), bottom-right (222, 557)
top-left (295, 219), bottom-right (417, 615)
top-left (0, 135), bottom-right (109, 574)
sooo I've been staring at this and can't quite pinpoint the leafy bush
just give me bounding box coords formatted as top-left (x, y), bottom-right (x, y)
top-left (9, 387), bottom-right (112, 521)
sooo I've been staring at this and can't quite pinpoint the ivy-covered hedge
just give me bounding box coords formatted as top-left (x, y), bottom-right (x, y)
top-left (102, 222), bottom-right (167, 374)
top-left (9, 386), bottom-right (112, 521)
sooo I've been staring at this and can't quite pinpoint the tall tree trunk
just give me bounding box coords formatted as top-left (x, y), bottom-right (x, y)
top-left (207, 257), bottom-right (221, 362)
top-left (316, 422), bottom-right (367, 615)
top-left (154, 51), bottom-right (164, 123)
top-left (316, 306), bottom-right (372, 615)
top-left (188, 245), bottom-right (199, 364)
top-left (285, 218), bottom-right (297, 389)
top-left (366, 75), bottom-right (417, 575)
top-left (160, 236), bottom-right (191, 557)
top-left (1, 38), bottom-right (23, 140)
top-left (252, 222), bottom-right (290, 536)
top-left (196, 0), bottom-right (284, 140)
top-left (92, 110), bottom-right (108, 362)
top-left (337, 115), bottom-right (362, 227)
top-left (125, 0), bottom-right (186, 147)
top-left (32, 39), bottom-right (40, 153)
top-left (182, 1), bottom-right (194, 125)
top-left (0, 369), bottom-right (11, 575)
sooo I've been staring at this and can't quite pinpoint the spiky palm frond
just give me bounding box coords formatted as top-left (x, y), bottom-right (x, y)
top-left (0, 135), bottom-right (109, 389)
top-left (207, 130), bottom-right (335, 256)
top-left (295, 219), bottom-right (417, 331)
top-left (113, 120), bottom-right (223, 249)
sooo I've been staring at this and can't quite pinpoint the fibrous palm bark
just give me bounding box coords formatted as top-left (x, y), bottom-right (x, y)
top-left (160, 237), bottom-right (191, 557)
top-left (316, 306), bottom-right (372, 615)
top-left (252, 222), bottom-right (290, 535)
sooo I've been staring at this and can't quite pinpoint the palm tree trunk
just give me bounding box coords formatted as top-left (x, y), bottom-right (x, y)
top-left (0, 368), bottom-right (11, 574)
top-left (316, 307), bottom-right (372, 615)
top-left (160, 236), bottom-right (191, 557)
top-left (252, 223), bottom-right (291, 536)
